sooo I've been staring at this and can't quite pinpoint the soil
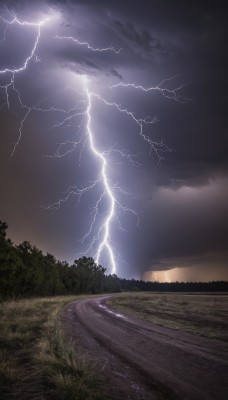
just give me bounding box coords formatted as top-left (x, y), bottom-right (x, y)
top-left (61, 295), bottom-right (228, 400)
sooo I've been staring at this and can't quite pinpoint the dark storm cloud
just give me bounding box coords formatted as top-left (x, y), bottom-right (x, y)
top-left (110, 69), bottom-right (122, 80)
top-left (0, 0), bottom-right (228, 279)
top-left (117, 176), bottom-right (228, 279)
top-left (145, 178), bottom-right (228, 266)
top-left (113, 20), bottom-right (166, 58)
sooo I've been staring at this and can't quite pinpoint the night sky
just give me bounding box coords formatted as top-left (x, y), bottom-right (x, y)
top-left (0, 0), bottom-right (227, 281)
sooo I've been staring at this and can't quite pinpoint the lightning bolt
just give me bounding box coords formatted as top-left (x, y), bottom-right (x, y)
top-left (90, 90), bottom-right (171, 163)
top-left (55, 33), bottom-right (121, 54)
top-left (0, 10), bottom-right (186, 275)
top-left (164, 271), bottom-right (171, 283)
top-left (44, 76), bottom-right (139, 274)
top-left (83, 75), bottom-right (116, 271)
top-left (110, 78), bottom-right (190, 103)
top-left (0, 11), bottom-right (50, 157)
top-left (0, 13), bottom-right (48, 74)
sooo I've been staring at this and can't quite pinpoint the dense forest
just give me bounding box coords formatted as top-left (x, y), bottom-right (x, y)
top-left (0, 220), bottom-right (227, 299)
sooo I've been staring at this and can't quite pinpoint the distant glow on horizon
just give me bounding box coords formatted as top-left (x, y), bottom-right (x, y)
top-left (143, 269), bottom-right (190, 283)
top-left (143, 266), bottom-right (226, 283)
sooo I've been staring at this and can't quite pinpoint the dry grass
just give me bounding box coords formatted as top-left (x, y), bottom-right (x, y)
top-left (0, 296), bottom-right (105, 400)
top-left (107, 292), bottom-right (228, 341)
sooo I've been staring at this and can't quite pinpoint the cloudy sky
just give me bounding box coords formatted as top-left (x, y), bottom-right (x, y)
top-left (0, 0), bottom-right (227, 281)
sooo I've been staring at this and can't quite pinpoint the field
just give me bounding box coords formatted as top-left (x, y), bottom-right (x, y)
top-left (1, 293), bottom-right (227, 399)
top-left (0, 296), bottom-right (104, 400)
top-left (107, 292), bottom-right (228, 341)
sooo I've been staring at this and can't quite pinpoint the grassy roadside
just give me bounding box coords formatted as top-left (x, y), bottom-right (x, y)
top-left (107, 292), bottom-right (228, 341)
top-left (0, 296), bottom-right (104, 400)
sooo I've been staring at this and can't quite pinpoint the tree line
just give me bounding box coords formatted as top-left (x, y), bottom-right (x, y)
top-left (0, 220), bottom-right (227, 299)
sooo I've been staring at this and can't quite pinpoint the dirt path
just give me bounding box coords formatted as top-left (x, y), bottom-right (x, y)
top-left (61, 295), bottom-right (228, 400)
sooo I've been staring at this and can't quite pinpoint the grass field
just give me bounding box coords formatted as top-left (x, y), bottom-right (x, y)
top-left (107, 292), bottom-right (228, 341)
top-left (0, 296), bottom-right (104, 400)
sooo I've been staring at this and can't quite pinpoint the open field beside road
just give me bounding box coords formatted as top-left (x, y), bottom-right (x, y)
top-left (62, 295), bottom-right (228, 400)
top-left (107, 292), bottom-right (228, 341)
top-left (0, 296), bottom-right (104, 400)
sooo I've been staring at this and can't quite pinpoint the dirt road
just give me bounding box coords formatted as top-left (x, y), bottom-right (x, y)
top-left (61, 295), bottom-right (228, 400)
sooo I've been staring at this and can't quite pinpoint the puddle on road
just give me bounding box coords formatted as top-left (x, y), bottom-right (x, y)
top-left (99, 304), bottom-right (126, 319)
